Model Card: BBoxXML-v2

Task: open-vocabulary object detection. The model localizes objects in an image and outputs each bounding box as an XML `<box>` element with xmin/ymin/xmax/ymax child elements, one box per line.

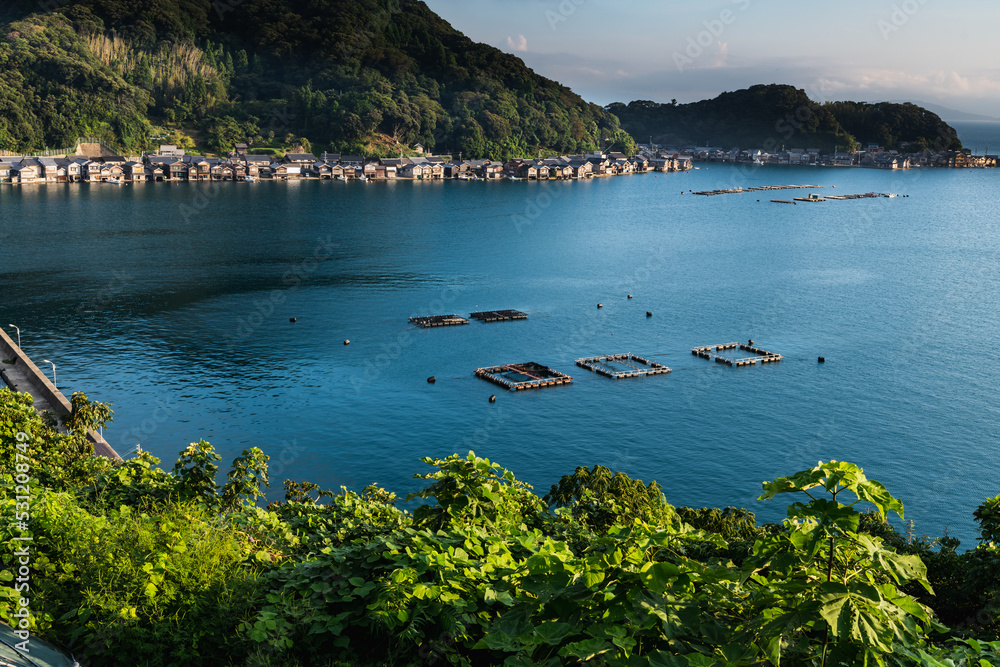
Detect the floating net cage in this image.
<box><xmin>691</xmin><ymin>342</ymin><xmax>782</xmax><ymax>367</ymax></box>
<box><xmin>575</xmin><ymin>353</ymin><xmax>671</xmax><ymax>378</ymax></box>
<box><xmin>469</xmin><ymin>309</ymin><xmax>528</xmax><ymax>322</ymax></box>
<box><xmin>475</xmin><ymin>362</ymin><xmax>572</xmax><ymax>390</ymax></box>
<box><xmin>409</xmin><ymin>314</ymin><xmax>469</xmax><ymax>328</ymax></box>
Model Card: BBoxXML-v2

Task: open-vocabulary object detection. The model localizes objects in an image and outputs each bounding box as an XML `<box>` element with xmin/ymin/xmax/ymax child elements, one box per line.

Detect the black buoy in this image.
<box><xmin>748</xmin><ymin>339</ymin><xmax>754</xmax><ymax>345</ymax></box>
<box><xmin>818</xmin><ymin>357</ymin><xmax>826</xmax><ymax>363</ymax></box>
<box><xmin>646</xmin><ymin>311</ymin><xmax>652</xmax><ymax>317</ymax></box>
<box><xmin>289</xmin><ymin>317</ymin><xmax>297</xmax><ymax>323</ymax></box>
<box><xmin>489</xmin><ymin>394</ymin><xmax>496</xmax><ymax>403</ymax></box>
<box><xmin>343</xmin><ymin>340</ymin><xmax>350</xmax><ymax>345</ymax></box>
<box><xmin>427</xmin><ymin>376</ymin><xmax>436</xmax><ymax>383</ymax></box>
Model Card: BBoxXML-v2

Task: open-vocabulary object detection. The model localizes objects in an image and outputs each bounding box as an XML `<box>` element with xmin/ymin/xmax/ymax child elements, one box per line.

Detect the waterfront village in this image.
<box><xmin>0</xmin><ymin>138</ymin><xmax>994</xmax><ymax>185</ymax></box>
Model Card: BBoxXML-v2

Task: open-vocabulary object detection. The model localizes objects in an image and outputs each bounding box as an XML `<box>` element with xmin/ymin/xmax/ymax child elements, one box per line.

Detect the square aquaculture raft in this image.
<box><xmin>409</xmin><ymin>314</ymin><xmax>469</xmax><ymax>328</ymax></box>
<box><xmin>469</xmin><ymin>309</ymin><xmax>528</xmax><ymax>323</ymax></box>
<box><xmin>475</xmin><ymin>362</ymin><xmax>572</xmax><ymax>391</ymax></box>
<box><xmin>576</xmin><ymin>353</ymin><xmax>671</xmax><ymax>379</ymax></box>
<box><xmin>692</xmin><ymin>342</ymin><xmax>782</xmax><ymax>367</ymax></box>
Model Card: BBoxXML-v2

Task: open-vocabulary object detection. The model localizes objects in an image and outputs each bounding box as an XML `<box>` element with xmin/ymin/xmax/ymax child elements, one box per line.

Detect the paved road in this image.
<box><xmin>1</xmin><ymin>328</ymin><xmax>121</xmax><ymax>460</ymax></box>
<box><xmin>2</xmin><ymin>359</ymin><xmax>63</xmax><ymax>415</ymax></box>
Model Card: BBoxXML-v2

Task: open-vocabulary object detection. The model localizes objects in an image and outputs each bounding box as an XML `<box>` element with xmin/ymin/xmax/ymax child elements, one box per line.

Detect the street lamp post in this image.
<box><xmin>7</xmin><ymin>324</ymin><xmax>20</xmax><ymax>348</ymax></box>
<box><xmin>42</xmin><ymin>359</ymin><xmax>56</xmax><ymax>390</ymax></box>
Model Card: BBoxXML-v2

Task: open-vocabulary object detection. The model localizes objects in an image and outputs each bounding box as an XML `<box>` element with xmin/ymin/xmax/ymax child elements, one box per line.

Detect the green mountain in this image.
<box><xmin>824</xmin><ymin>100</ymin><xmax>963</xmax><ymax>151</ymax></box>
<box><xmin>0</xmin><ymin>0</ymin><xmax>632</xmax><ymax>158</ymax></box>
<box><xmin>0</xmin><ymin>6</ymin><xmax>960</xmax><ymax>159</ymax></box>
<box><xmin>608</xmin><ymin>84</ymin><xmax>962</xmax><ymax>153</ymax></box>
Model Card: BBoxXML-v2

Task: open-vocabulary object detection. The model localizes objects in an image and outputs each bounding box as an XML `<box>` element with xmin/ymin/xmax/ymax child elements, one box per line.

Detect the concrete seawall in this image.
<box><xmin>0</xmin><ymin>326</ymin><xmax>121</xmax><ymax>460</ymax></box>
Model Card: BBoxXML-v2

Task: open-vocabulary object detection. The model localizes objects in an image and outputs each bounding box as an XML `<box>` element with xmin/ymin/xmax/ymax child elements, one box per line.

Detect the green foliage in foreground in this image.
<box><xmin>2</xmin><ymin>387</ymin><xmax>1000</xmax><ymax>666</ymax></box>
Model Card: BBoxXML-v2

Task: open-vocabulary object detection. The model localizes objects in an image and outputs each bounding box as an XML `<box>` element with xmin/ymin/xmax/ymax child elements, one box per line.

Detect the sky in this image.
<box><xmin>423</xmin><ymin>0</ymin><xmax>1000</xmax><ymax>119</ymax></box>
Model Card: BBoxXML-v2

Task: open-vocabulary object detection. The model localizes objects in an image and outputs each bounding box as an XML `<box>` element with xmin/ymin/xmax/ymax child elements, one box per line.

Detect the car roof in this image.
<box><xmin>0</xmin><ymin>624</ymin><xmax>79</xmax><ymax>667</ymax></box>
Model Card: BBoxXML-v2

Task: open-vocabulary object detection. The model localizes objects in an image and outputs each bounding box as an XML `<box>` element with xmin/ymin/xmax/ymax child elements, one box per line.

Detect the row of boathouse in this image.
<box><xmin>0</xmin><ymin>146</ymin><xmax>693</xmax><ymax>184</ymax></box>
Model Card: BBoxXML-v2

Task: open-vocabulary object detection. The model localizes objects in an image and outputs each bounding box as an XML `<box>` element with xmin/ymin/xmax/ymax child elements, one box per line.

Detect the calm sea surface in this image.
<box><xmin>2</xmin><ymin>160</ymin><xmax>999</xmax><ymax>546</ymax></box>
<box><xmin>952</xmin><ymin>120</ymin><xmax>1000</xmax><ymax>155</ymax></box>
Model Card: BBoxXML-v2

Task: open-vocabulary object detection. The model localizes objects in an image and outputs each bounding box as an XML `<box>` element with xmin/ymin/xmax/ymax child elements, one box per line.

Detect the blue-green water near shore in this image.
<box><xmin>2</xmin><ymin>159</ymin><xmax>999</xmax><ymax>546</ymax></box>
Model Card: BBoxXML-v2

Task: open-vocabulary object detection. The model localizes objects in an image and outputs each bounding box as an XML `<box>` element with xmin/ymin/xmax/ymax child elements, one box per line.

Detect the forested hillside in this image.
<box><xmin>0</xmin><ymin>0</ymin><xmax>632</xmax><ymax>157</ymax></box>
<box><xmin>0</xmin><ymin>3</ymin><xmax>962</xmax><ymax>159</ymax></box>
<box><xmin>609</xmin><ymin>84</ymin><xmax>962</xmax><ymax>153</ymax></box>
<box><xmin>824</xmin><ymin>100</ymin><xmax>963</xmax><ymax>151</ymax></box>
<box><xmin>608</xmin><ymin>85</ymin><xmax>854</xmax><ymax>153</ymax></box>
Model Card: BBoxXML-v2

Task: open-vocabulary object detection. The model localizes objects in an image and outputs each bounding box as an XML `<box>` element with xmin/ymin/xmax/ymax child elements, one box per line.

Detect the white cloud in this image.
<box><xmin>814</xmin><ymin>69</ymin><xmax>1000</xmax><ymax>101</ymax></box>
<box><xmin>506</xmin><ymin>34</ymin><xmax>528</xmax><ymax>52</ymax></box>
<box><xmin>711</xmin><ymin>41</ymin><xmax>729</xmax><ymax>68</ymax></box>
<box><xmin>513</xmin><ymin>46</ymin><xmax>1000</xmax><ymax>116</ymax></box>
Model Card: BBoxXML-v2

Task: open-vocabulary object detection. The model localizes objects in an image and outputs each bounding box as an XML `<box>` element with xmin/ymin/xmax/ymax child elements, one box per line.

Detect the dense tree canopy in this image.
<box><xmin>823</xmin><ymin>100</ymin><xmax>962</xmax><ymax>151</ymax></box>
<box><xmin>609</xmin><ymin>84</ymin><xmax>962</xmax><ymax>154</ymax></box>
<box><xmin>0</xmin><ymin>0</ymin><xmax>626</xmax><ymax>157</ymax></box>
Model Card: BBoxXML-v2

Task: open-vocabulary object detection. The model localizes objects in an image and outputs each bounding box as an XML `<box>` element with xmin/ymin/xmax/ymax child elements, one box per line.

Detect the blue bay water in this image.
<box><xmin>952</xmin><ymin>120</ymin><xmax>1000</xmax><ymax>155</ymax></box>
<box><xmin>2</xmin><ymin>164</ymin><xmax>999</xmax><ymax>546</ymax></box>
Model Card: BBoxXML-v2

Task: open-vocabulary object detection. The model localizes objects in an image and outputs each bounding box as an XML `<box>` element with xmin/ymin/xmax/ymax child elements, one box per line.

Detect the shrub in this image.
<box><xmin>544</xmin><ymin>464</ymin><xmax>676</xmax><ymax>533</ymax></box>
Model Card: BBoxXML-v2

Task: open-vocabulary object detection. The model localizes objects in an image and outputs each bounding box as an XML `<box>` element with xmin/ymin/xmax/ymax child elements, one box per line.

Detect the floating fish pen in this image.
<box><xmin>771</xmin><ymin>200</ymin><xmax>796</xmax><ymax>204</ymax></box>
<box><xmin>825</xmin><ymin>192</ymin><xmax>898</xmax><ymax>200</ymax></box>
<box><xmin>409</xmin><ymin>314</ymin><xmax>470</xmax><ymax>328</ymax></box>
<box><xmin>694</xmin><ymin>184</ymin><xmax>822</xmax><ymax>196</ymax></box>
<box><xmin>691</xmin><ymin>342</ymin><xmax>739</xmax><ymax>358</ymax></box>
<box><xmin>793</xmin><ymin>196</ymin><xmax>826</xmax><ymax>202</ymax></box>
<box><xmin>738</xmin><ymin>343</ymin><xmax>780</xmax><ymax>357</ymax></box>
<box><xmin>475</xmin><ymin>362</ymin><xmax>572</xmax><ymax>391</ymax></box>
<box><xmin>692</xmin><ymin>342</ymin><xmax>782</xmax><ymax>367</ymax></box>
<box><xmin>751</xmin><ymin>184</ymin><xmax>822</xmax><ymax>191</ymax></box>
<box><xmin>469</xmin><ymin>309</ymin><xmax>528</xmax><ymax>323</ymax></box>
<box><xmin>575</xmin><ymin>353</ymin><xmax>671</xmax><ymax>379</ymax></box>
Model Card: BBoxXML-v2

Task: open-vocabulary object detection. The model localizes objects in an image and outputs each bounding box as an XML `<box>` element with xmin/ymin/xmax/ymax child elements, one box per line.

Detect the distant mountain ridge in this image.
<box><xmin>610</xmin><ymin>85</ymin><xmax>962</xmax><ymax>153</ymax></box>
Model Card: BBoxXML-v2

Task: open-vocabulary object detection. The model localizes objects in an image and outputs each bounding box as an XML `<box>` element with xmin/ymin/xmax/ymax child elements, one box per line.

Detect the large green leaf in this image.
<box><xmin>848</xmin><ymin>580</ymin><xmax>882</xmax><ymax>605</ymax></box>
<box><xmin>559</xmin><ymin>637</ymin><xmax>613</xmax><ymax>661</ymax></box>
<box><xmin>763</xmin><ymin>636</ymin><xmax>782</xmax><ymax>666</ymax></box>
<box><xmin>789</xmin><ymin>498</ymin><xmax>860</xmax><ymax>534</ymax></box>
<box><xmin>854</xmin><ymin>606</ymin><xmax>894</xmax><ymax>652</ymax></box>
<box><xmin>890</xmin><ymin>592</ymin><xmax>930</xmax><ymax>624</ymax></box>
<box><xmin>646</xmin><ymin>651</ymin><xmax>688</xmax><ymax>667</ymax></box>
<box><xmin>533</xmin><ymin>621</ymin><xmax>574</xmax><ymax>646</ymax></box>
<box><xmin>850</xmin><ymin>477</ymin><xmax>905</xmax><ymax>521</ymax></box>
<box><xmin>759</xmin><ymin>468</ymin><xmax>826</xmax><ymax>500</ymax></box>
<box><xmin>640</xmin><ymin>561</ymin><xmax>681</xmax><ymax>594</ymax></box>
<box><xmin>875</xmin><ymin>550</ymin><xmax>930</xmax><ymax>590</ymax></box>
<box><xmin>818</xmin><ymin>582</ymin><xmax>851</xmax><ymax>637</ymax></box>
<box><xmin>473</xmin><ymin>629</ymin><xmax>519</xmax><ymax>652</ymax></box>
<box><xmin>492</xmin><ymin>606</ymin><xmax>534</xmax><ymax>639</ymax></box>
<box><xmin>759</xmin><ymin>461</ymin><xmax>904</xmax><ymax>521</ymax></box>
<box><xmin>581</xmin><ymin>568</ymin><xmax>606</xmax><ymax>589</ymax></box>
